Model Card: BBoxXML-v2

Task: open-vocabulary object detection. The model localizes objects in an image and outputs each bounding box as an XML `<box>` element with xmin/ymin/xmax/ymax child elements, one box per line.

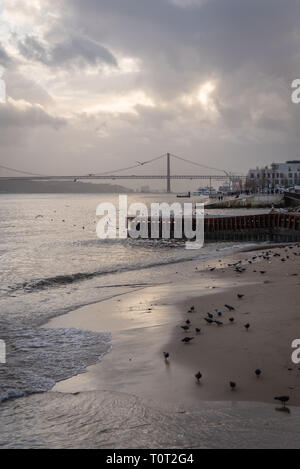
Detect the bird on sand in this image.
<box><xmin>244</xmin><ymin>323</ymin><xmax>250</xmax><ymax>331</ymax></box>
<box><xmin>214</xmin><ymin>320</ymin><xmax>223</xmax><ymax>326</ymax></box>
<box><xmin>235</xmin><ymin>267</ymin><xmax>245</xmax><ymax>273</ymax></box>
<box><xmin>274</xmin><ymin>395</ymin><xmax>289</xmax><ymax>407</ymax></box>
<box><xmin>230</xmin><ymin>381</ymin><xmax>236</xmax><ymax>390</ymax></box>
<box><xmin>195</xmin><ymin>327</ymin><xmax>201</xmax><ymax>333</ymax></box>
<box><xmin>215</xmin><ymin>309</ymin><xmax>222</xmax><ymax>316</ymax></box>
<box><xmin>186</xmin><ymin>319</ymin><xmax>191</xmax><ymax>324</ymax></box>
<box><xmin>204</xmin><ymin>318</ymin><xmax>213</xmax><ymax>324</ymax></box>
<box><xmin>260</xmin><ymin>271</ymin><xmax>266</xmax><ymax>274</ymax></box>
<box><xmin>163</xmin><ymin>352</ymin><xmax>169</xmax><ymax>359</ymax></box>
<box><xmin>229</xmin><ymin>317</ymin><xmax>235</xmax><ymax>323</ymax></box>
<box><xmin>181</xmin><ymin>325</ymin><xmax>189</xmax><ymax>331</ymax></box>
<box><xmin>182</xmin><ymin>337</ymin><xmax>194</xmax><ymax>343</ymax></box>
<box><xmin>255</xmin><ymin>369</ymin><xmax>262</xmax><ymax>378</ymax></box>
<box><xmin>190</xmin><ymin>306</ymin><xmax>195</xmax><ymax>311</ymax></box>
<box><xmin>207</xmin><ymin>312</ymin><xmax>214</xmax><ymax>319</ymax></box>
<box><xmin>195</xmin><ymin>371</ymin><xmax>202</xmax><ymax>382</ymax></box>
<box><xmin>225</xmin><ymin>304</ymin><xmax>235</xmax><ymax>311</ymax></box>
<box><xmin>237</xmin><ymin>294</ymin><xmax>244</xmax><ymax>299</ymax></box>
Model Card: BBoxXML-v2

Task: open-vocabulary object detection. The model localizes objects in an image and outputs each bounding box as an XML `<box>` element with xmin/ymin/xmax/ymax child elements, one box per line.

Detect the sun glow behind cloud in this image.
<box><xmin>83</xmin><ymin>91</ymin><xmax>155</xmax><ymax>115</ymax></box>
<box><xmin>197</xmin><ymin>81</ymin><xmax>215</xmax><ymax>106</ymax></box>
<box><xmin>180</xmin><ymin>80</ymin><xmax>218</xmax><ymax>116</ymax></box>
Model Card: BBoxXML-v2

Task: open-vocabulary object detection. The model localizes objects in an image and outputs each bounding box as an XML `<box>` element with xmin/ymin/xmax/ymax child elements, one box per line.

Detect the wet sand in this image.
<box><xmin>45</xmin><ymin>243</ymin><xmax>300</xmax><ymax>409</ymax></box>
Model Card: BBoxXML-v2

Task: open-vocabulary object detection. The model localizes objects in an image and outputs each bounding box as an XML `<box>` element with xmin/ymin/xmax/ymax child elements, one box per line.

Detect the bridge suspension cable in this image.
<box><xmin>92</xmin><ymin>153</ymin><xmax>166</xmax><ymax>176</ymax></box>
<box><xmin>0</xmin><ymin>164</ymin><xmax>47</xmax><ymax>177</ymax></box>
<box><xmin>0</xmin><ymin>154</ymin><xmax>167</xmax><ymax>178</ymax></box>
<box><xmin>170</xmin><ymin>153</ymin><xmax>230</xmax><ymax>176</ymax></box>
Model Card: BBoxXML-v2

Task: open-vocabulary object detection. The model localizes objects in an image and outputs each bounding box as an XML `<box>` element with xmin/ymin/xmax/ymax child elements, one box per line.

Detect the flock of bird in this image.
<box><xmin>163</xmin><ymin>244</ymin><xmax>300</xmax><ymax>410</ymax></box>
<box><xmin>164</xmin><ymin>295</ymin><xmax>254</xmax><ymax>393</ymax></box>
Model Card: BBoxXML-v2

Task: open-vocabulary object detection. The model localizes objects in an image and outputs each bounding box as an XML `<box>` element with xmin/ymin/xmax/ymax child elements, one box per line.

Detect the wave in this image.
<box><xmin>6</xmin><ymin>239</ymin><xmax>253</xmax><ymax>295</ymax></box>
<box><xmin>7</xmin><ymin>254</ymin><xmax>201</xmax><ymax>294</ymax></box>
<box><xmin>0</xmin><ymin>324</ymin><xmax>111</xmax><ymax>404</ymax></box>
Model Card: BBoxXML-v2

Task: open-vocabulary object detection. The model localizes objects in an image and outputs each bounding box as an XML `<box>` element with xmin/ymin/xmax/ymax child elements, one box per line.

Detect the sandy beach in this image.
<box><xmin>45</xmin><ymin>243</ymin><xmax>300</xmax><ymax>409</ymax></box>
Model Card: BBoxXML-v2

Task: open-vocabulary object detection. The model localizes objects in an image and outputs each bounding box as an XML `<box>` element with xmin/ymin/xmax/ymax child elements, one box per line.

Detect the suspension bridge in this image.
<box><xmin>0</xmin><ymin>153</ymin><xmax>246</xmax><ymax>193</ymax></box>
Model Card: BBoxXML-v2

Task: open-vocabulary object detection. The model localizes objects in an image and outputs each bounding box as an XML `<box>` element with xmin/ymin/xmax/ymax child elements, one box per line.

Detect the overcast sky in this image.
<box><xmin>0</xmin><ymin>0</ymin><xmax>300</xmax><ymax>189</ymax></box>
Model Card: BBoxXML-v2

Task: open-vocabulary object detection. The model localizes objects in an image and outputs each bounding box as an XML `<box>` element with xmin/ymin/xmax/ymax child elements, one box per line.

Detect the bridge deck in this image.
<box><xmin>0</xmin><ymin>174</ymin><xmax>246</xmax><ymax>181</ymax></box>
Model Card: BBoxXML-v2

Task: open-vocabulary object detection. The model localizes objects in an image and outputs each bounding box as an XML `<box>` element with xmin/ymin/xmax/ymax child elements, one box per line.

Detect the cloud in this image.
<box><xmin>5</xmin><ymin>71</ymin><xmax>54</xmax><ymax>106</ymax></box>
<box><xmin>0</xmin><ymin>0</ymin><xmax>300</xmax><ymax>180</ymax></box>
<box><xmin>0</xmin><ymin>97</ymin><xmax>66</xmax><ymax>129</ymax></box>
<box><xmin>0</xmin><ymin>42</ymin><xmax>12</xmax><ymax>68</ymax></box>
<box><xmin>17</xmin><ymin>33</ymin><xmax>117</xmax><ymax>69</ymax></box>
<box><xmin>167</xmin><ymin>0</ymin><xmax>208</xmax><ymax>7</ymax></box>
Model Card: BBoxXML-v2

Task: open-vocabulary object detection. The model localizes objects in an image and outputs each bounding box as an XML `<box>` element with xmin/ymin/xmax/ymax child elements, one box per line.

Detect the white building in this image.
<box><xmin>248</xmin><ymin>160</ymin><xmax>300</xmax><ymax>189</ymax></box>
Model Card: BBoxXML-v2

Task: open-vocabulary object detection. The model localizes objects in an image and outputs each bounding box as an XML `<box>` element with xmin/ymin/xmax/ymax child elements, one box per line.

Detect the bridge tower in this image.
<box><xmin>167</xmin><ymin>152</ymin><xmax>171</xmax><ymax>193</ymax></box>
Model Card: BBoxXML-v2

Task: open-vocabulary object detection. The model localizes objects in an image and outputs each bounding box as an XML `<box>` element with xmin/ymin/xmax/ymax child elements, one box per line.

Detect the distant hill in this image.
<box><xmin>0</xmin><ymin>180</ymin><xmax>134</xmax><ymax>194</ymax></box>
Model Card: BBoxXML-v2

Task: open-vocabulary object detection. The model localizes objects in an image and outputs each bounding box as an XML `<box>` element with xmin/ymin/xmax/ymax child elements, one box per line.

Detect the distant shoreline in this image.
<box><xmin>0</xmin><ymin>180</ymin><xmax>133</xmax><ymax>194</ymax></box>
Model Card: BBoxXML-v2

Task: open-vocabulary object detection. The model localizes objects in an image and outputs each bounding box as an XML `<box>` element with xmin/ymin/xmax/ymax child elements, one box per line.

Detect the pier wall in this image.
<box><xmin>128</xmin><ymin>213</ymin><xmax>300</xmax><ymax>243</ymax></box>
